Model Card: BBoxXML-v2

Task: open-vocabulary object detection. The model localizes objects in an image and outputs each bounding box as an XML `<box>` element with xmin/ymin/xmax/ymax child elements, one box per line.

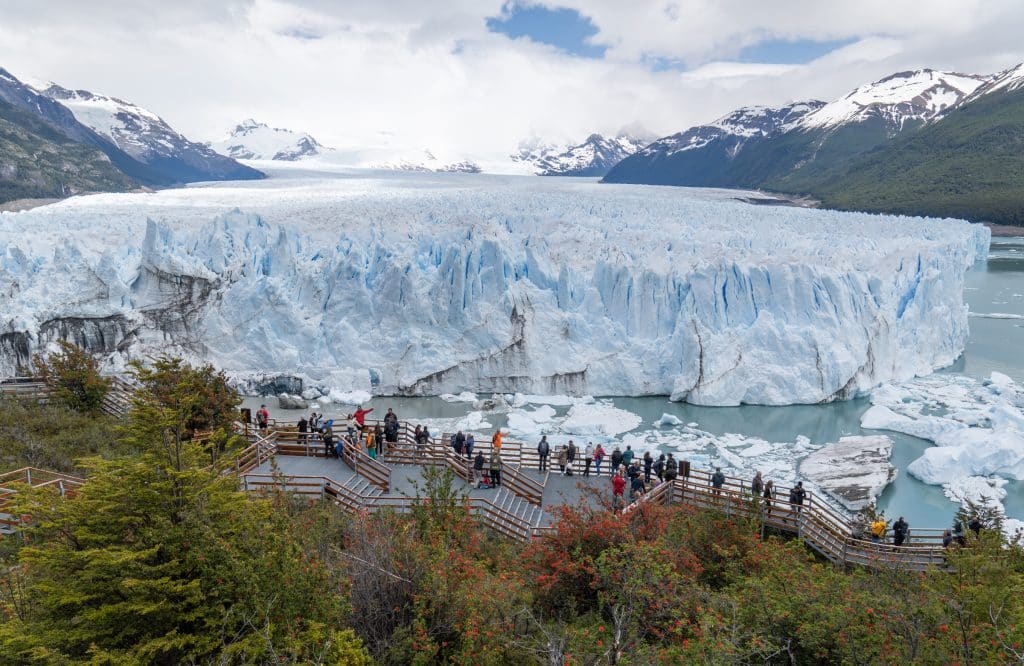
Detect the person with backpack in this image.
<box><xmin>654</xmin><ymin>454</ymin><xmax>665</xmax><ymax>483</ymax></box>
<box><xmin>297</xmin><ymin>415</ymin><xmax>308</xmax><ymax>445</ymax></box>
<box><xmin>489</xmin><ymin>448</ymin><xmax>502</xmax><ymax>486</ymax></box>
<box><xmin>454</xmin><ymin>431</ymin><xmax>466</xmax><ymax>456</ymax></box>
<box><xmin>642</xmin><ymin>451</ymin><xmax>653</xmax><ymax>484</ymax></box>
<box><xmin>621</xmin><ymin>445</ymin><xmax>634</xmax><ymax>469</ymax></box>
<box><xmin>584</xmin><ymin>442</ymin><xmax>594</xmax><ymax>477</ymax></box>
<box><xmin>556</xmin><ymin>445</ymin><xmax>569</xmax><ymax>475</ymax></box>
<box><xmin>711</xmin><ymin>468</ymin><xmax>726</xmax><ymax>496</ymax></box>
<box><xmin>473</xmin><ymin>450</ymin><xmax>486</xmax><ymax>486</ymax></box>
<box><xmin>566</xmin><ymin>440</ymin><xmax>577</xmax><ymax>476</ymax></box>
<box><xmin>256</xmin><ymin>404</ymin><xmax>269</xmax><ymax>431</ymax></box>
<box><xmin>611</xmin><ymin>447</ymin><xmax>623</xmax><ymax>473</ymax></box>
<box><xmin>751</xmin><ymin>471</ymin><xmax>764</xmax><ymax>497</ymax></box>
<box><xmin>537</xmin><ymin>435</ymin><xmax>550</xmax><ymax>471</ymax></box>
<box><xmin>664</xmin><ymin>454</ymin><xmax>678</xmax><ymax>482</ymax></box>
<box><xmin>893</xmin><ymin>516</ymin><xmax>909</xmax><ymax>547</ymax></box>
<box><xmin>630</xmin><ymin>469</ymin><xmax>646</xmax><ymax>501</ymax></box>
<box><xmin>373</xmin><ymin>423</ymin><xmax>384</xmax><ymax>457</ymax></box>
<box><xmin>383</xmin><ymin>408</ymin><xmax>399</xmax><ymax>443</ymax></box>
<box><xmin>465</xmin><ymin>433</ymin><xmax>475</xmax><ymax>459</ymax></box>
<box><xmin>321</xmin><ymin>421</ymin><xmax>335</xmax><ymax>458</ymax></box>
<box><xmin>763</xmin><ymin>480</ymin><xmax>774</xmax><ymax>517</ymax></box>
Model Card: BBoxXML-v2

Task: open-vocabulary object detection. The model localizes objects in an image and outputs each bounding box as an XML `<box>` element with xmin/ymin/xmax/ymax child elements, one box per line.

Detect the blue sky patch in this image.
<box><xmin>738</xmin><ymin>37</ymin><xmax>858</xmax><ymax>64</ymax></box>
<box><xmin>487</xmin><ymin>4</ymin><xmax>606</xmax><ymax>58</ymax></box>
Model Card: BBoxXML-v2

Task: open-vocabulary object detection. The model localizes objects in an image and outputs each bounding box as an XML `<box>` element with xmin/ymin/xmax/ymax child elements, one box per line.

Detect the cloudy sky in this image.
<box><xmin>2</xmin><ymin>0</ymin><xmax>1023</xmax><ymax>164</ymax></box>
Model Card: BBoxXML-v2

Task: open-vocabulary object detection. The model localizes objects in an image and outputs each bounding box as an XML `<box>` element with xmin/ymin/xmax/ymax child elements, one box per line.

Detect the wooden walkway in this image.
<box><xmin>252</xmin><ymin>419</ymin><xmax>952</xmax><ymax>571</ymax></box>
<box><xmin>0</xmin><ymin>376</ymin><xmax>133</xmax><ymax>418</ymax></box>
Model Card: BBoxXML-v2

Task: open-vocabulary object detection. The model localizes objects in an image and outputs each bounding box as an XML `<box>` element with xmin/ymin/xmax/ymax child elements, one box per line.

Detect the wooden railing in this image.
<box><xmin>244</xmin><ymin>428</ymin><xmax>391</xmax><ymax>492</ymax></box>
<box><xmin>0</xmin><ymin>375</ymin><xmax>133</xmax><ymax>418</ymax></box>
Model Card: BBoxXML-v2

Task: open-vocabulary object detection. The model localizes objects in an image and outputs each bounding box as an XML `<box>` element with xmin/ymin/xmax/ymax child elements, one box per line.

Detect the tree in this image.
<box><xmin>33</xmin><ymin>341</ymin><xmax>111</xmax><ymax>416</ymax></box>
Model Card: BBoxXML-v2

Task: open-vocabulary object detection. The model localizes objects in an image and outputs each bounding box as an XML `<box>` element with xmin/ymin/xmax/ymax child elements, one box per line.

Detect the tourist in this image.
<box><xmin>491</xmin><ymin>429</ymin><xmax>504</xmax><ymax>450</ymax></box>
<box><xmin>893</xmin><ymin>516</ymin><xmax>909</xmax><ymax>547</ymax></box>
<box><xmin>366</xmin><ymin>429</ymin><xmax>377</xmax><ymax>459</ymax></box>
<box><xmin>352</xmin><ymin>405</ymin><xmax>373</xmax><ymax>431</ymax></box>
<box><xmin>621</xmin><ymin>445</ymin><xmax>635</xmax><ymax>468</ymax></box>
<box><xmin>953</xmin><ymin>522</ymin><xmax>967</xmax><ymax>546</ymax></box>
<box><xmin>789</xmin><ymin>481</ymin><xmax>806</xmax><ymax>521</ymax></box>
<box><xmin>594</xmin><ymin>444</ymin><xmax>606</xmax><ymax>476</ymax></box>
<box><xmin>711</xmin><ymin>467</ymin><xmax>726</xmax><ymax>496</ymax></box>
<box><xmin>762</xmin><ymin>480</ymin><xmax>774</xmax><ymax>517</ymax></box>
<box><xmin>612</xmin><ymin>471</ymin><xmax>626</xmax><ymax>511</ymax></box>
<box><xmin>942</xmin><ymin>529</ymin><xmax>954</xmax><ymax>548</ymax></box>
<box><xmin>654</xmin><ymin>454</ymin><xmax>665</xmax><ymax>483</ymax></box>
<box><xmin>489</xmin><ymin>448</ymin><xmax>502</xmax><ymax>486</ymax></box>
<box><xmin>256</xmin><ymin>404</ymin><xmax>269</xmax><ymax>431</ymax></box>
<box><xmin>871</xmin><ymin>516</ymin><xmax>887</xmax><ymax>544</ymax></box>
<box><xmin>310</xmin><ymin>412</ymin><xmax>321</xmax><ymax>431</ymax></box>
<box><xmin>417</xmin><ymin>425</ymin><xmax>431</xmax><ymax>453</ymax></box>
<box><xmin>751</xmin><ymin>471</ymin><xmax>764</xmax><ymax>497</ymax></box>
<box><xmin>465</xmin><ymin>432</ymin><xmax>475</xmax><ymax>458</ymax></box>
<box><xmin>584</xmin><ymin>442</ymin><xmax>594</xmax><ymax>477</ymax></box>
<box><xmin>297</xmin><ymin>414</ymin><xmax>308</xmax><ymax>445</ymax></box>
<box><xmin>969</xmin><ymin>514</ymin><xmax>983</xmax><ymax>536</ymax></box>
<box><xmin>611</xmin><ymin>446</ymin><xmax>623</xmax><ymax>472</ymax></box>
<box><xmin>557</xmin><ymin>445</ymin><xmax>568</xmax><ymax>475</ymax></box>
<box><xmin>537</xmin><ymin>435</ymin><xmax>550</xmax><ymax>471</ymax></box>
<box><xmin>474</xmin><ymin>450</ymin><xmax>486</xmax><ymax>486</ymax></box>
<box><xmin>630</xmin><ymin>469</ymin><xmax>646</xmax><ymax>501</ymax></box>
<box><xmin>454</xmin><ymin>430</ymin><xmax>466</xmax><ymax>456</ymax></box>
<box><xmin>643</xmin><ymin>451</ymin><xmax>653</xmax><ymax>484</ymax></box>
<box><xmin>321</xmin><ymin>420</ymin><xmax>335</xmax><ymax>458</ymax></box>
<box><xmin>383</xmin><ymin>408</ymin><xmax>399</xmax><ymax>445</ymax></box>
<box><xmin>664</xmin><ymin>454</ymin><xmax>678</xmax><ymax>483</ymax></box>
<box><xmin>567</xmin><ymin>440</ymin><xmax>577</xmax><ymax>472</ymax></box>
<box><xmin>373</xmin><ymin>423</ymin><xmax>384</xmax><ymax>456</ymax></box>
<box><xmin>413</xmin><ymin>425</ymin><xmax>422</xmax><ymax>449</ymax></box>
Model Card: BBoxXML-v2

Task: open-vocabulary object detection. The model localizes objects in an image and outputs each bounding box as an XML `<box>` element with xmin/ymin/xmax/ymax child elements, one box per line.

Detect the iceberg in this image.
<box><xmin>799</xmin><ymin>436</ymin><xmax>896</xmax><ymax>512</ymax></box>
<box><xmin>0</xmin><ymin>170</ymin><xmax>988</xmax><ymax>405</ymax></box>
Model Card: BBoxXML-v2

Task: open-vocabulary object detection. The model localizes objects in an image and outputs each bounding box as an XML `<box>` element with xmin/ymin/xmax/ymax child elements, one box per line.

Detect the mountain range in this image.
<box><xmin>604</xmin><ymin>66</ymin><xmax>1024</xmax><ymax>225</ymax></box>
<box><xmin>513</xmin><ymin>133</ymin><xmax>648</xmax><ymax>176</ymax></box>
<box><xmin>210</xmin><ymin>119</ymin><xmax>328</xmax><ymax>161</ymax></box>
<box><xmin>0</xmin><ymin>68</ymin><xmax>261</xmax><ymax>205</ymax></box>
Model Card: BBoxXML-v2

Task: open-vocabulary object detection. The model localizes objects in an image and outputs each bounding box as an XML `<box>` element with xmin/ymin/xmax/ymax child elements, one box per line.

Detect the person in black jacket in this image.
<box><xmin>537</xmin><ymin>435</ymin><xmax>550</xmax><ymax>471</ymax></box>
<box><xmin>654</xmin><ymin>454</ymin><xmax>665</xmax><ymax>482</ymax></box>
<box><xmin>611</xmin><ymin>447</ymin><xmax>623</xmax><ymax>474</ymax></box>
<box><xmin>893</xmin><ymin>516</ymin><xmax>909</xmax><ymax>547</ymax></box>
<box><xmin>643</xmin><ymin>451</ymin><xmax>653</xmax><ymax>484</ymax></box>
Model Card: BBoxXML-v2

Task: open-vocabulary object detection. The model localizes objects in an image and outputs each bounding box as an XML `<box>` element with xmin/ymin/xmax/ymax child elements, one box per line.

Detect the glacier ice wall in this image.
<box><xmin>0</xmin><ymin>171</ymin><xmax>990</xmax><ymax>405</ymax></box>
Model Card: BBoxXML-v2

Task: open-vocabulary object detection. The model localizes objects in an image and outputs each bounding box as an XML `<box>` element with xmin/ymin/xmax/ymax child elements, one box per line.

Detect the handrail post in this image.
<box><xmin>26</xmin><ymin>469</ymin><xmax>32</xmax><ymax>485</ymax></box>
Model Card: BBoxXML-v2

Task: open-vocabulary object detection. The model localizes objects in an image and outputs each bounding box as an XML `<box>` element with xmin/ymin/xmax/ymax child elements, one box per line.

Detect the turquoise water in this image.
<box><xmin>245</xmin><ymin>237</ymin><xmax>1024</xmax><ymax>529</ymax></box>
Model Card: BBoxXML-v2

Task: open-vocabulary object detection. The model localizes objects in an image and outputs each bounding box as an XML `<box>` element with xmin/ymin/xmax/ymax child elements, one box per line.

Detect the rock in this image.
<box><xmin>799</xmin><ymin>435</ymin><xmax>897</xmax><ymax>512</ymax></box>
<box><xmin>277</xmin><ymin>393</ymin><xmax>308</xmax><ymax>410</ymax></box>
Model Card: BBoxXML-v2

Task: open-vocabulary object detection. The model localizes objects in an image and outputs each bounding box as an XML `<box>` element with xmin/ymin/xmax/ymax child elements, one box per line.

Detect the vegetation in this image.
<box><xmin>3</xmin><ymin>354</ymin><xmax>1024</xmax><ymax>663</ymax></box>
<box><xmin>33</xmin><ymin>340</ymin><xmax>112</xmax><ymax>416</ymax></box>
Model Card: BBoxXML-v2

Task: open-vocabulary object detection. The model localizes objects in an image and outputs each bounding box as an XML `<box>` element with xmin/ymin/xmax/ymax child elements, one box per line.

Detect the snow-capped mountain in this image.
<box><xmin>211</xmin><ymin>119</ymin><xmax>327</xmax><ymax>161</ymax></box>
<box><xmin>637</xmin><ymin>102</ymin><xmax>824</xmax><ymax>159</ymax></box>
<box><xmin>513</xmin><ymin>134</ymin><xmax>648</xmax><ymax>176</ymax></box>
<box><xmin>960</xmin><ymin>63</ymin><xmax>1024</xmax><ymax>104</ymax></box>
<box><xmin>35</xmin><ymin>83</ymin><xmax>262</xmax><ymax>184</ymax></box>
<box><xmin>796</xmin><ymin>69</ymin><xmax>989</xmax><ymax>133</ymax></box>
<box><xmin>370</xmin><ymin>150</ymin><xmax>481</xmax><ymax>173</ymax></box>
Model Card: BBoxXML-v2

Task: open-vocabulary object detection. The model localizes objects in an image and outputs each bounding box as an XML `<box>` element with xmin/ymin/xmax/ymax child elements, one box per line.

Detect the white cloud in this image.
<box><xmin>0</xmin><ymin>0</ymin><xmax>1021</xmax><ymax>166</ymax></box>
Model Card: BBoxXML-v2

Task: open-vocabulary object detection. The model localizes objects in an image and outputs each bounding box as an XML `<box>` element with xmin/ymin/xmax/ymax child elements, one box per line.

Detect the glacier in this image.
<box><xmin>0</xmin><ymin>168</ymin><xmax>989</xmax><ymax>405</ymax></box>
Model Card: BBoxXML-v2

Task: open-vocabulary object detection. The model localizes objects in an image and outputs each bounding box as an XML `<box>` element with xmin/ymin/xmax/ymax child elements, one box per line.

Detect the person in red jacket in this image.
<box><xmin>612</xmin><ymin>472</ymin><xmax>626</xmax><ymax>512</ymax></box>
<box><xmin>351</xmin><ymin>406</ymin><xmax>373</xmax><ymax>431</ymax></box>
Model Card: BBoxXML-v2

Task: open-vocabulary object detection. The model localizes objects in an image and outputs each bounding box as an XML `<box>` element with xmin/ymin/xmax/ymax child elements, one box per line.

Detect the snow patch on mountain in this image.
<box><xmin>211</xmin><ymin>119</ymin><xmax>327</xmax><ymax>161</ymax></box>
<box><xmin>370</xmin><ymin>149</ymin><xmax>481</xmax><ymax>173</ymax></box>
<box><xmin>796</xmin><ymin>69</ymin><xmax>989</xmax><ymax>132</ymax></box>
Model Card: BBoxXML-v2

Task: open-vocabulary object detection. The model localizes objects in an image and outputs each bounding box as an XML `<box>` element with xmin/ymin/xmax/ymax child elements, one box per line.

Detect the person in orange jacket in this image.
<box><xmin>491</xmin><ymin>429</ymin><xmax>504</xmax><ymax>450</ymax></box>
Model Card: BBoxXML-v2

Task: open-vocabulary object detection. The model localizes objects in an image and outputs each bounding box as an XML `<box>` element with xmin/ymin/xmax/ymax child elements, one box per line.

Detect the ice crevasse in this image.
<box><xmin>0</xmin><ymin>176</ymin><xmax>990</xmax><ymax>405</ymax></box>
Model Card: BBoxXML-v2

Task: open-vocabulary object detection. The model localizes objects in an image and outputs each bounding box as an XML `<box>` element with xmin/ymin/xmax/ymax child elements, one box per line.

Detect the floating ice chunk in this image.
<box><xmin>326</xmin><ymin>388</ymin><xmax>373</xmax><ymax>405</ymax></box>
<box><xmin>301</xmin><ymin>388</ymin><xmax>323</xmax><ymax>400</ymax></box>
<box><xmin>441</xmin><ymin>391</ymin><xmax>478</xmax><ymax>403</ymax></box>
<box><xmin>454</xmin><ymin>411</ymin><xmax>492</xmax><ymax>432</ymax></box>
<box><xmin>654</xmin><ymin>413</ymin><xmax>683</xmax><ymax>427</ymax></box>
<box><xmin>559</xmin><ymin>402</ymin><xmax>642</xmax><ymax>437</ymax></box>
<box><xmin>511</xmin><ymin>393</ymin><xmax>595</xmax><ymax>407</ymax></box>
<box><xmin>860</xmin><ymin>405</ymin><xmax>967</xmax><ymax>441</ymax></box>
<box><xmin>277</xmin><ymin>393</ymin><xmax>308</xmax><ymax>410</ymax></box>
<box><xmin>908</xmin><ymin>428</ymin><xmax>1024</xmax><ymax>484</ymax></box>
<box><xmin>799</xmin><ymin>436</ymin><xmax>896</xmax><ymax>512</ymax></box>
<box><xmin>686</xmin><ymin>422</ymin><xmax>699</xmax><ymax>428</ymax></box>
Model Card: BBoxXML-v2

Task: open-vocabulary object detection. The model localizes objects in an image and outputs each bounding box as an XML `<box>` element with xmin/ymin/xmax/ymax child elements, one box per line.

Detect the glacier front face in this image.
<box><xmin>0</xmin><ymin>169</ymin><xmax>989</xmax><ymax>405</ymax></box>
